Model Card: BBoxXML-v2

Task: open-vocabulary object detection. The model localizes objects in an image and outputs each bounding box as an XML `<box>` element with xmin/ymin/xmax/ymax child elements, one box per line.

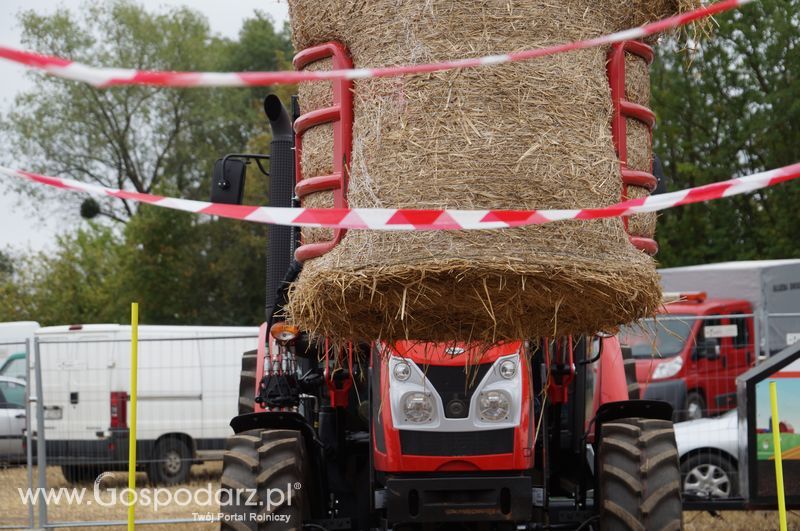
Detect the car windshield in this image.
<box><xmin>0</xmin><ymin>355</ymin><xmax>25</xmax><ymax>380</ymax></box>
<box><xmin>619</xmin><ymin>315</ymin><xmax>694</xmax><ymax>359</ymax></box>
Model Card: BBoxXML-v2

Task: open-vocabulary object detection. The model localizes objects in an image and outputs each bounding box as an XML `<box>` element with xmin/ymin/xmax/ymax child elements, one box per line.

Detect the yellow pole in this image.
<box><xmin>769</xmin><ymin>381</ymin><xmax>787</xmax><ymax>531</ymax></box>
<box><xmin>128</xmin><ymin>303</ymin><xmax>139</xmax><ymax>531</ymax></box>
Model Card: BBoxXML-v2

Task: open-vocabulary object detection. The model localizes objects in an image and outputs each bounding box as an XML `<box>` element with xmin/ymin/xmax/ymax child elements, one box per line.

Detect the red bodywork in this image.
<box><xmin>373</xmin><ymin>341</ymin><xmax>533</xmax><ymax>473</ymax></box>
<box><xmin>593</xmin><ymin>336</ymin><xmax>631</xmax><ymax>414</ymax></box>
<box><xmin>369</xmin><ymin>337</ymin><xmax>628</xmax><ymax>473</ymax></box>
<box><xmin>251</xmin><ymin>329</ymin><xmax>629</xmax><ymax>473</ymax></box>
<box><xmin>634</xmin><ymin>298</ymin><xmax>755</xmax><ymax>415</ymax></box>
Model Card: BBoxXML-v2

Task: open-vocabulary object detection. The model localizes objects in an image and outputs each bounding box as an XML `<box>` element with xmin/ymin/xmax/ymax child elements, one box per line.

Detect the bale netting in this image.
<box><xmin>286</xmin><ymin>0</ymin><xmax>697</xmax><ymax>342</ymax></box>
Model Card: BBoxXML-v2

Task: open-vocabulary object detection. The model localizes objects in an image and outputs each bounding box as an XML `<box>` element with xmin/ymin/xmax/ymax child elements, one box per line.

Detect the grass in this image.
<box><xmin>1</xmin><ymin>464</ymin><xmax>799</xmax><ymax>529</ymax></box>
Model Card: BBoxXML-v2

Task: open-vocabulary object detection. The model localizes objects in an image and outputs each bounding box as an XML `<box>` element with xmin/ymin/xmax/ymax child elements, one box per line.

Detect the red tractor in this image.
<box><xmin>212</xmin><ymin>42</ymin><xmax>682</xmax><ymax>530</ymax></box>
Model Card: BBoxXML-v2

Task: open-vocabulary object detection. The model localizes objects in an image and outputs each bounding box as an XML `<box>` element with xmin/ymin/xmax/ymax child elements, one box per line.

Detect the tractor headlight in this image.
<box><xmin>478</xmin><ymin>390</ymin><xmax>511</xmax><ymax>421</ymax></box>
<box><xmin>269</xmin><ymin>322</ymin><xmax>299</xmax><ymax>345</ymax></box>
<box><xmin>403</xmin><ymin>392</ymin><xmax>434</xmax><ymax>423</ymax></box>
<box><xmin>393</xmin><ymin>361</ymin><xmax>411</xmax><ymax>382</ymax></box>
<box><xmin>498</xmin><ymin>359</ymin><xmax>517</xmax><ymax>379</ymax></box>
<box><xmin>652</xmin><ymin>356</ymin><xmax>683</xmax><ymax>380</ymax></box>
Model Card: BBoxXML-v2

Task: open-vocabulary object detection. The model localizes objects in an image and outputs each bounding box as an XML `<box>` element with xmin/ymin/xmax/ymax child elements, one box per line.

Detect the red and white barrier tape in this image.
<box><xmin>0</xmin><ymin>0</ymin><xmax>751</xmax><ymax>88</ymax></box>
<box><xmin>1</xmin><ymin>162</ymin><xmax>797</xmax><ymax>231</ymax></box>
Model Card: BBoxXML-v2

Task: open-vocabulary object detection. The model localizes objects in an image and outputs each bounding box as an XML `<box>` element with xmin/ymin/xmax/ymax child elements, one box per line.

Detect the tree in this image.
<box><xmin>0</xmin><ymin>0</ymin><xmax>260</xmax><ymax>221</ymax></box>
<box><xmin>652</xmin><ymin>0</ymin><xmax>800</xmax><ymax>266</ymax></box>
<box><xmin>0</xmin><ymin>250</ymin><xmax>13</xmax><ymax>278</ymax></box>
<box><xmin>114</xmin><ymin>207</ymin><xmax>267</xmax><ymax>325</ymax></box>
<box><xmin>0</xmin><ymin>3</ymin><xmax>293</xmax><ymax>326</ymax></box>
<box><xmin>0</xmin><ymin>227</ymin><xmax>120</xmax><ymax>324</ymax></box>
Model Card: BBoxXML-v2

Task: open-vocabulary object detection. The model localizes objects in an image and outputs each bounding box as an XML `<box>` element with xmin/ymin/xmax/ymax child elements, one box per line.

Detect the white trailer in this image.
<box><xmin>31</xmin><ymin>324</ymin><xmax>258</xmax><ymax>484</ymax></box>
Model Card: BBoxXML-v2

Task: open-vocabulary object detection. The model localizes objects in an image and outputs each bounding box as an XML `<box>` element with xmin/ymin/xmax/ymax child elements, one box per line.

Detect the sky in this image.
<box><xmin>0</xmin><ymin>0</ymin><xmax>289</xmax><ymax>251</ymax></box>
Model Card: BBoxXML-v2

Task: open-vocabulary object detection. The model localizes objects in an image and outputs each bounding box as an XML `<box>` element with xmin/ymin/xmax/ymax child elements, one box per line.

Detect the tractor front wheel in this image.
<box><xmin>597</xmin><ymin>417</ymin><xmax>683</xmax><ymax>531</ymax></box>
<box><xmin>220</xmin><ymin>429</ymin><xmax>308</xmax><ymax>530</ymax></box>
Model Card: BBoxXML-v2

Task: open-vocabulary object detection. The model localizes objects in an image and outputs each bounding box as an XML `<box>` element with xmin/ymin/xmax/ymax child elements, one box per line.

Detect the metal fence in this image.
<box><xmin>620</xmin><ymin>311</ymin><xmax>800</xmax><ymax>505</ymax></box>
<box><xmin>0</xmin><ymin>332</ymin><xmax>257</xmax><ymax>529</ymax></box>
<box><xmin>2</xmin><ymin>314</ymin><xmax>799</xmax><ymax>527</ymax></box>
<box><xmin>0</xmin><ymin>339</ymin><xmax>33</xmax><ymax>529</ymax></box>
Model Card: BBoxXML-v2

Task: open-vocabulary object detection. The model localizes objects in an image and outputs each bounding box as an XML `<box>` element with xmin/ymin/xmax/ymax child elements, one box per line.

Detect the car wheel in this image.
<box><xmin>147</xmin><ymin>437</ymin><xmax>192</xmax><ymax>485</ymax></box>
<box><xmin>681</xmin><ymin>452</ymin><xmax>737</xmax><ymax>499</ymax></box>
<box><xmin>684</xmin><ymin>392</ymin><xmax>706</xmax><ymax>421</ymax></box>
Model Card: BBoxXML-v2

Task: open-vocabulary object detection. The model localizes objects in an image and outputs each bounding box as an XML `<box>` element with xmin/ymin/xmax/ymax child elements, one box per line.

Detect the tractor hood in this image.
<box><xmin>385</xmin><ymin>340</ymin><xmax>523</xmax><ymax>366</ymax></box>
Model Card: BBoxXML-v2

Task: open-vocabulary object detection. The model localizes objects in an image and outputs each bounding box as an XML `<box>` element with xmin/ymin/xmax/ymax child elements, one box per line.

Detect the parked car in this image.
<box><xmin>674</xmin><ymin>409</ymin><xmax>738</xmax><ymax>499</ymax></box>
<box><xmin>0</xmin><ymin>375</ymin><xmax>26</xmax><ymax>463</ymax></box>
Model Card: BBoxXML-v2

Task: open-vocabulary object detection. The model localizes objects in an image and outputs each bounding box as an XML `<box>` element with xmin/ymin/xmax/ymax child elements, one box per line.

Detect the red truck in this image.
<box><xmin>620</xmin><ymin>260</ymin><xmax>800</xmax><ymax>420</ymax></box>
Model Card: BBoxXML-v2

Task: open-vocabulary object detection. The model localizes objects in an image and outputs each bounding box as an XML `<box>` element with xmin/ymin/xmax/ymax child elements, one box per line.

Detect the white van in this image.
<box><xmin>31</xmin><ymin>324</ymin><xmax>258</xmax><ymax>484</ymax></box>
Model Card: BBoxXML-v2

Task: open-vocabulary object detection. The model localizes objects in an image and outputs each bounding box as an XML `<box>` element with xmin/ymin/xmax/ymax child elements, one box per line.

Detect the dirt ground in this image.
<box><xmin>0</xmin><ymin>463</ymin><xmax>219</xmax><ymax>530</ymax></box>
<box><xmin>685</xmin><ymin>510</ymin><xmax>800</xmax><ymax>530</ymax></box>
<box><xmin>1</xmin><ymin>463</ymin><xmax>799</xmax><ymax>530</ymax></box>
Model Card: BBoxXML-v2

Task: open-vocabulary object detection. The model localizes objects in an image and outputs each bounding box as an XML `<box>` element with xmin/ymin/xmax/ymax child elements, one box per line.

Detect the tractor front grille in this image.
<box><xmin>422</xmin><ymin>363</ymin><xmax>492</xmax><ymax>418</ymax></box>
<box><xmin>399</xmin><ymin>428</ymin><xmax>514</xmax><ymax>456</ymax></box>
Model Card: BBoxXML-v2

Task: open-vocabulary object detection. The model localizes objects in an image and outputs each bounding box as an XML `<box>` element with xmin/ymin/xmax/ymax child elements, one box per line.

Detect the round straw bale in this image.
<box><xmin>286</xmin><ymin>0</ymin><xmax>697</xmax><ymax>342</ymax></box>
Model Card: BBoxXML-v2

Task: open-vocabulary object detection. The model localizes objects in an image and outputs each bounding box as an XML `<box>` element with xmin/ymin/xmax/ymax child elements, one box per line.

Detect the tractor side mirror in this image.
<box><xmin>211</xmin><ymin>157</ymin><xmax>247</xmax><ymax>205</ymax></box>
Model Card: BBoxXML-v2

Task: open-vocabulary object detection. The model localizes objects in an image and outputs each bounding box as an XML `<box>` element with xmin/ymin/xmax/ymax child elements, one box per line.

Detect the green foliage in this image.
<box><xmin>0</xmin><ymin>0</ymin><xmax>277</xmax><ymax>219</ymax></box>
<box><xmin>0</xmin><ymin>206</ymin><xmax>268</xmax><ymax>327</ymax></box>
<box><xmin>0</xmin><ymin>251</ymin><xmax>13</xmax><ymax>278</ymax></box>
<box><xmin>115</xmin><ymin>208</ymin><xmax>267</xmax><ymax>325</ymax></box>
<box><xmin>0</xmin><ymin>227</ymin><xmax>120</xmax><ymax>324</ymax></box>
<box><xmin>652</xmin><ymin>0</ymin><xmax>800</xmax><ymax>266</ymax></box>
<box><xmin>0</xmin><ymin>2</ymin><xmax>289</xmax><ymax>326</ymax></box>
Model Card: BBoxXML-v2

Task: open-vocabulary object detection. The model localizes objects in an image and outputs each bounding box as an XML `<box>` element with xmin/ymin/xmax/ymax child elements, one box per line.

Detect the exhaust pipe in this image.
<box><xmin>264</xmin><ymin>94</ymin><xmax>293</xmax><ymax>142</ymax></box>
<box><xmin>264</xmin><ymin>95</ymin><xmax>296</xmax><ymax>322</ymax></box>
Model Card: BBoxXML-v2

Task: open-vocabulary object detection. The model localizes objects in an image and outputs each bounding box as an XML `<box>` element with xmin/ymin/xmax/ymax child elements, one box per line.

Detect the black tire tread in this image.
<box><xmin>220</xmin><ymin>429</ymin><xmax>307</xmax><ymax>530</ymax></box>
<box><xmin>621</xmin><ymin>349</ymin><xmax>640</xmax><ymax>400</ymax></box>
<box><xmin>599</xmin><ymin>417</ymin><xmax>683</xmax><ymax>531</ymax></box>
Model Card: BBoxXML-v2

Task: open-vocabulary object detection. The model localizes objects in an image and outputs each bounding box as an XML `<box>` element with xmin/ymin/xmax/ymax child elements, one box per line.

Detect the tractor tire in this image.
<box><xmin>598</xmin><ymin>417</ymin><xmax>683</xmax><ymax>531</ymax></box>
<box><xmin>220</xmin><ymin>429</ymin><xmax>308</xmax><ymax>530</ymax></box>
<box><xmin>239</xmin><ymin>350</ymin><xmax>258</xmax><ymax>414</ymax></box>
<box><xmin>621</xmin><ymin>348</ymin><xmax>640</xmax><ymax>400</ymax></box>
